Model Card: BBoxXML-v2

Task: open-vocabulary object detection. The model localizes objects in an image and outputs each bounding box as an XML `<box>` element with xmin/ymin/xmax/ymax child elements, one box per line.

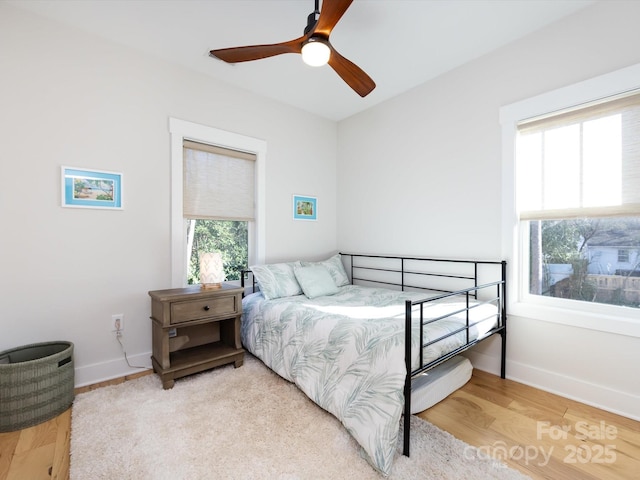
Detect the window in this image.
<box><xmin>169</xmin><ymin>118</ymin><xmax>266</xmax><ymax>287</ymax></box>
<box><xmin>517</xmin><ymin>92</ymin><xmax>640</xmax><ymax>310</ymax></box>
<box><xmin>501</xmin><ymin>63</ymin><xmax>640</xmax><ymax>335</ymax></box>
<box><xmin>183</xmin><ymin>141</ymin><xmax>255</xmax><ymax>283</ymax></box>
<box><xmin>618</xmin><ymin>249</ymin><xmax>630</xmax><ymax>264</ymax></box>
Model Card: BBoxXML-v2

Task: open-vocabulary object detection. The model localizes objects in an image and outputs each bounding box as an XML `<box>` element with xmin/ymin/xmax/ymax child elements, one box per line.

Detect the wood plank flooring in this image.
<box><xmin>1</xmin><ymin>369</ymin><xmax>638</xmax><ymax>479</ymax></box>
<box><xmin>419</xmin><ymin>369</ymin><xmax>640</xmax><ymax>479</ymax></box>
<box><xmin>0</xmin><ymin>409</ymin><xmax>70</xmax><ymax>480</ymax></box>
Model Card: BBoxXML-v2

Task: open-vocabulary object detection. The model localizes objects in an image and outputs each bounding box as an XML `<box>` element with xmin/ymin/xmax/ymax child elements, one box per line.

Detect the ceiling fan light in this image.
<box><xmin>301</xmin><ymin>39</ymin><xmax>330</xmax><ymax>67</ymax></box>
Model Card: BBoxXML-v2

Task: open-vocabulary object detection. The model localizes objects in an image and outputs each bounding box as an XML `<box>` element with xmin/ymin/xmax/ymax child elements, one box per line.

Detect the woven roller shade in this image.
<box><xmin>517</xmin><ymin>90</ymin><xmax>640</xmax><ymax>221</ymax></box>
<box><xmin>183</xmin><ymin>140</ymin><xmax>256</xmax><ymax>221</ymax></box>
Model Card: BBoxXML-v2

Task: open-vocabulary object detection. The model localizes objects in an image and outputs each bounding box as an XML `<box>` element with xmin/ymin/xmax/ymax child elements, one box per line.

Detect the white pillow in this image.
<box><xmin>301</xmin><ymin>254</ymin><xmax>350</xmax><ymax>287</ymax></box>
<box><xmin>294</xmin><ymin>265</ymin><xmax>339</xmax><ymax>299</ymax></box>
<box><xmin>250</xmin><ymin>262</ymin><xmax>302</xmax><ymax>300</ymax></box>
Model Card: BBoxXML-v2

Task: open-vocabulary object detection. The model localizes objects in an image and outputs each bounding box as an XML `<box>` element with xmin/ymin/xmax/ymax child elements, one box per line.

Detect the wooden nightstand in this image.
<box><xmin>148</xmin><ymin>283</ymin><xmax>244</xmax><ymax>389</ymax></box>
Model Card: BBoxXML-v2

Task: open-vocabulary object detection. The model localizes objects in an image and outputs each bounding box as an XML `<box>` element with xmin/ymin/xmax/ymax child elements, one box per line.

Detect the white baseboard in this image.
<box><xmin>466</xmin><ymin>350</ymin><xmax>640</xmax><ymax>422</ymax></box>
<box><xmin>74</xmin><ymin>351</ymin><xmax>153</xmax><ymax>388</ymax></box>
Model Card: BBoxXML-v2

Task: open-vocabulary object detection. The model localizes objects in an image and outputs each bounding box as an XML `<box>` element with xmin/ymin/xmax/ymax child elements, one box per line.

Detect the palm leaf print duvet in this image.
<box><xmin>241</xmin><ymin>285</ymin><xmax>497</xmax><ymax>475</ymax></box>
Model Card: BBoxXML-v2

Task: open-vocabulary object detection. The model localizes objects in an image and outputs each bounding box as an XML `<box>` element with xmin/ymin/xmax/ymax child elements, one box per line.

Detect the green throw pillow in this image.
<box><xmin>294</xmin><ymin>265</ymin><xmax>339</xmax><ymax>299</ymax></box>
<box><xmin>301</xmin><ymin>254</ymin><xmax>350</xmax><ymax>287</ymax></box>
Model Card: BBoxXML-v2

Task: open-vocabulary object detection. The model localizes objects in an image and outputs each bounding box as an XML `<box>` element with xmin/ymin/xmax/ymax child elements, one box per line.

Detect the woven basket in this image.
<box><xmin>0</xmin><ymin>341</ymin><xmax>74</xmax><ymax>432</ymax></box>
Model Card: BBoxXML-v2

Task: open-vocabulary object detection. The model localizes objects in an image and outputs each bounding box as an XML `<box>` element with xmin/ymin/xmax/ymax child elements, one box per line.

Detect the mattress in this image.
<box><xmin>410</xmin><ymin>355</ymin><xmax>472</xmax><ymax>414</ymax></box>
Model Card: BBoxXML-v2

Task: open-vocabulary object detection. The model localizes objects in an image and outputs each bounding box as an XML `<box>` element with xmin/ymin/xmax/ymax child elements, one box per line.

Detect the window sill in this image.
<box><xmin>509</xmin><ymin>300</ymin><xmax>640</xmax><ymax>338</ymax></box>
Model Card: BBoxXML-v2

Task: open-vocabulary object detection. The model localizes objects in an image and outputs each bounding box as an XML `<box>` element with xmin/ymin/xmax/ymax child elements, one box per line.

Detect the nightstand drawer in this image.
<box><xmin>170</xmin><ymin>295</ymin><xmax>237</xmax><ymax>324</ymax></box>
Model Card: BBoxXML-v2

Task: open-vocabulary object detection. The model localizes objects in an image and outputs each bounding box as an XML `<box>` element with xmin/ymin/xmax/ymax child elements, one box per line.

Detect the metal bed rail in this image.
<box><xmin>340</xmin><ymin>253</ymin><xmax>507</xmax><ymax>458</ymax></box>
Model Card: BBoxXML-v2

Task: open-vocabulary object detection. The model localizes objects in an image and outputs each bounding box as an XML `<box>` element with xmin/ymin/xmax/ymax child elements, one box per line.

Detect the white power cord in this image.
<box><xmin>115</xmin><ymin>330</ymin><xmax>148</xmax><ymax>370</ymax></box>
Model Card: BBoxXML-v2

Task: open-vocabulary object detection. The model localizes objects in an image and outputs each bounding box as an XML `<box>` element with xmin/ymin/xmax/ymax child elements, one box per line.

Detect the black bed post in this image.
<box><xmin>500</xmin><ymin>261</ymin><xmax>507</xmax><ymax>379</ymax></box>
<box><xmin>403</xmin><ymin>300</ymin><xmax>412</xmax><ymax>457</ymax></box>
<box><xmin>349</xmin><ymin>254</ymin><xmax>354</xmax><ymax>284</ymax></box>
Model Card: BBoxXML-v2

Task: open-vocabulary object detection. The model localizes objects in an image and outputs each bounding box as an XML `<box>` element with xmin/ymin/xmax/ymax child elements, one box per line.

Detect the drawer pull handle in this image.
<box><xmin>203</xmin><ymin>305</ymin><xmax>210</xmax><ymax>311</ymax></box>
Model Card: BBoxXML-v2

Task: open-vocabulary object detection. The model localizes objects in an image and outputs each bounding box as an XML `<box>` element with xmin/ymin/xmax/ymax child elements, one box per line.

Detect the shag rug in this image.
<box><xmin>70</xmin><ymin>354</ymin><xmax>530</xmax><ymax>480</ymax></box>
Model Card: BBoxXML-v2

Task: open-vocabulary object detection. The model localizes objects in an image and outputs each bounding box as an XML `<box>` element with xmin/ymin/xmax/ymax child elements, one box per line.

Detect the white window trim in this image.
<box><xmin>169</xmin><ymin>118</ymin><xmax>266</xmax><ymax>287</ymax></box>
<box><xmin>500</xmin><ymin>63</ymin><xmax>640</xmax><ymax>338</ymax></box>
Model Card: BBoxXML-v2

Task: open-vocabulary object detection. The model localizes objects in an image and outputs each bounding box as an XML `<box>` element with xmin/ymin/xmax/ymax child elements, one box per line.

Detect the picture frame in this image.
<box><xmin>61</xmin><ymin>166</ymin><xmax>123</xmax><ymax>209</ymax></box>
<box><xmin>293</xmin><ymin>194</ymin><xmax>317</xmax><ymax>221</ymax></box>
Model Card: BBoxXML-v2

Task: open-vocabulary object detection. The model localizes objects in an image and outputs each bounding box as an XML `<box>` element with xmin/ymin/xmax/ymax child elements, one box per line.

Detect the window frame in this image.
<box><xmin>618</xmin><ymin>249</ymin><xmax>630</xmax><ymax>264</ymax></box>
<box><xmin>500</xmin><ymin>63</ymin><xmax>640</xmax><ymax>338</ymax></box>
<box><xmin>169</xmin><ymin>118</ymin><xmax>266</xmax><ymax>287</ymax></box>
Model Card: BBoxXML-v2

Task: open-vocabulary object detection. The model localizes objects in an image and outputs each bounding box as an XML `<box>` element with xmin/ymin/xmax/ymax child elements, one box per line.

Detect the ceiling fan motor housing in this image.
<box><xmin>304</xmin><ymin>7</ymin><xmax>320</xmax><ymax>35</ymax></box>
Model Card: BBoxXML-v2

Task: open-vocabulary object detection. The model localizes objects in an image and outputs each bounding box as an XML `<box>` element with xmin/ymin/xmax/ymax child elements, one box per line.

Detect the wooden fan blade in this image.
<box><xmin>314</xmin><ymin>0</ymin><xmax>354</xmax><ymax>37</ymax></box>
<box><xmin>210</xmin><ymin>36</ymin><xmax>305</xmax><ymax>63</ymax></box>
<box><xmin>328</xmin><ymin>47</ymin><xmax>376</xmax><ymax>97</ymax></box>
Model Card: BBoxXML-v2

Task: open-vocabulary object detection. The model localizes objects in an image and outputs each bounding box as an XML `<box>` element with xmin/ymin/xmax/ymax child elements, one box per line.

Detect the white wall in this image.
<box><xmin>337</xmin><ymin>1</ymin><xmax>640</xmax><ymax>419</ymax></box>
<box><xmin>0</xmin><ymin>4</ymin><xmax>338</xmax><ymax>385</ymax></box>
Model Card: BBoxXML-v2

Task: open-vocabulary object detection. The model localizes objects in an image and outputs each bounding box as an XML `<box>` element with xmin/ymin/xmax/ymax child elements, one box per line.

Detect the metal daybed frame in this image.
<box><xmin>339</xmin><ymin>253</ymin><xmax>507</xmax><ymax>457</ymax></box>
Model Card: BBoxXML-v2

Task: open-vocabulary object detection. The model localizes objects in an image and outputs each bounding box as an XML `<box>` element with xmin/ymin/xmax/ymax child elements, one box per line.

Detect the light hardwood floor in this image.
<box><xmin>1</xmin><ymin>369</ymin><xmax>638</xmax><ymax>479</ymax></box>
<box><xmin>419</xmin><ymin>370</ymin><xmax>640</xmax><ymax>480</ymax></box>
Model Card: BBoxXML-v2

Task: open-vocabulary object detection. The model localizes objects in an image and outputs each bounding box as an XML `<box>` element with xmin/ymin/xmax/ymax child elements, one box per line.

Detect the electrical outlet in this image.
<box><xmin>111</xmin><ymin>314</ymin><xmax>124</xmax><ymax>333</ymax></box>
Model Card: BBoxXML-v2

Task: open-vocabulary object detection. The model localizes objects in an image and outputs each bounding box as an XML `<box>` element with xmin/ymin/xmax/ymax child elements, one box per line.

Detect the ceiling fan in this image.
<box><xmin>209</xmin><ymin>0</ymin><xmax>375</xmax><ymax>97</ymax></box>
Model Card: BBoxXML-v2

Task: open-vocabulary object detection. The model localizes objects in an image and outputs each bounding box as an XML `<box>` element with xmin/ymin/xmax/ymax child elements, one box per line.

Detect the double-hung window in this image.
<box><xmin>183</xmin><ymin>140</ymin><xmax>255</xmax><ymax>284</ymax></box>
<box><xmin>501</xmin><ymin>64</ymin><xmax>640</xmax><ymax>335</ymax></box>
<box><xmin>169</xmin><ymin>118</ymin><xmax>266</xmax><ymax>288</ymax></box>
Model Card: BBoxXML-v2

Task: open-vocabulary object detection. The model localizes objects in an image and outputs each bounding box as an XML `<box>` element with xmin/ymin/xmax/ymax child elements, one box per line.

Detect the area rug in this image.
<box><xmin>70</xmin><ymin>354</ymin><xmax>530</xmax><ymax>479</ymax></box>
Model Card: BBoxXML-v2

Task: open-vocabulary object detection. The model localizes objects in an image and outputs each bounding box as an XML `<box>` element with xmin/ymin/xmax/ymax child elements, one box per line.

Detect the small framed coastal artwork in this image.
<box><xmin>61</xmin><ymin>166</ymin><xmax>123</xmax><ymax>209</ymax></box>
<box><xmin>293</xmin><ymin>195</ymin><xmax>317</xmax><ymax>221</ymax></box>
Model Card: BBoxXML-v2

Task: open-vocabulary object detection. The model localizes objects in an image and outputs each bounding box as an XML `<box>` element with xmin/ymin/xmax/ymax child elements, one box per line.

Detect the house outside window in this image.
<box><xmin>501</xmin><ymin>63</ymin><xmax>640</xmax><ymax>335</ymax></box>
<box><xmin>528</xmin><ymin>218</ymin><xmax>640</xmax><ymax>308</ymax></box>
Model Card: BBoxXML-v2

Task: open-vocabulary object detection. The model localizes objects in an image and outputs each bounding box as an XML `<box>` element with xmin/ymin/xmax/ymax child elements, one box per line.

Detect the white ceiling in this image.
<box><xmin>8</xmin><ymin>0</ymin><xmax>595</xmax><ymax>121</ymax></box>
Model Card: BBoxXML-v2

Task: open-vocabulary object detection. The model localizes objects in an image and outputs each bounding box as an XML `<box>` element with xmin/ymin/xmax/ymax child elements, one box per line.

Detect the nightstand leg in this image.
<box><xmin>162</xmin><ymin>378</ymin><xmax>175</xmax><ymax>389</ymax></box>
